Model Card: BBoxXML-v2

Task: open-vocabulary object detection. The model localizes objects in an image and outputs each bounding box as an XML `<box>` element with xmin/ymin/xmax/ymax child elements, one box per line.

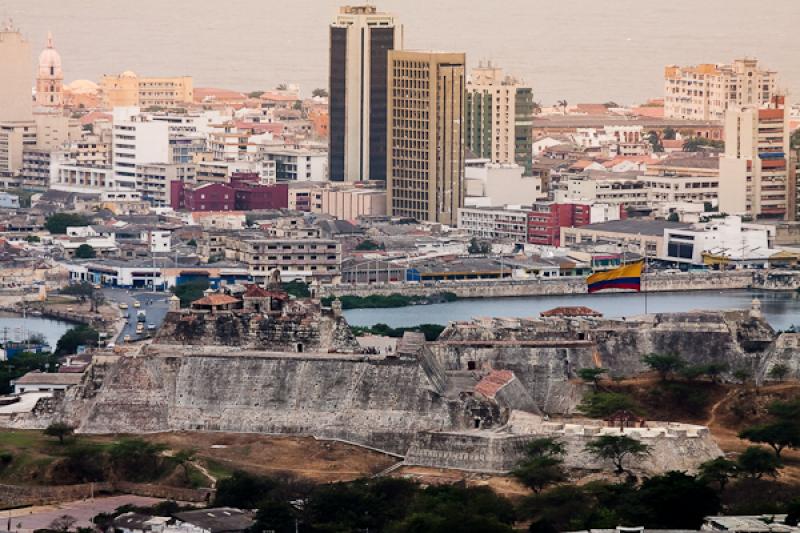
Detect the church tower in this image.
<box><xmin>35</xmin><ymin>32</ymin><xmax>63</xmax><ymax>110</ymax></box>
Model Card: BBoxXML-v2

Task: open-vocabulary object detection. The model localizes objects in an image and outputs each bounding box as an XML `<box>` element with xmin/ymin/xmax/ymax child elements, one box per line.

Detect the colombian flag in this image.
<box><xmin>587</xmin><ymin>261</ymin><xmax>644</xmax><ymax>294</ymax></box>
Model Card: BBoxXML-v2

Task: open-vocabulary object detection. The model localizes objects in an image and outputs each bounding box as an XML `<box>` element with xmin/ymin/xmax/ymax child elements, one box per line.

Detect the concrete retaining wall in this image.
<box><xmin>320</xmin><ymin>271</ymin><xmax>756</xmax><ymax>299</ymax></box>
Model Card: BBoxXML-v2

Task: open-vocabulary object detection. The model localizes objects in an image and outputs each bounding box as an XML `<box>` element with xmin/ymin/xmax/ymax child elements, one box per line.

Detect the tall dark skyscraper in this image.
<box><xmin>329</xmin><ymin>5</ymin><xmax>402</xmax><ymax>182</ymax></box>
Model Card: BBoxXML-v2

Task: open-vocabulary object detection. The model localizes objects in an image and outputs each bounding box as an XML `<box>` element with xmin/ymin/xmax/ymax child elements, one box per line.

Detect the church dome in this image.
<box><xmin>66</xmin><ymin>79</ymin><xmax>99</xmax><ymax>94</ymax></box>
<box><xmin>38</xmin><ymin>32</ymin><xmax>63</xmax><ymax>79</ymax></box>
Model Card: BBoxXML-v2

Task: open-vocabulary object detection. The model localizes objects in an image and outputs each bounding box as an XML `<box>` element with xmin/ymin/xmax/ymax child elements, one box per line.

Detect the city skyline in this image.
<box><xmin>2</xmin><ymin>0</ymin><xmax>800</xmax><ymax>104</ymax></box>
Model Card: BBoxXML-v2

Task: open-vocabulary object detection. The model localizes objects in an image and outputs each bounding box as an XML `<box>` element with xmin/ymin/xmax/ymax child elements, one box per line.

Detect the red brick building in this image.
<box><xmin>171</xmin><ymin>174</ymin><xmax>288</xmax><ymax>212</ymax></box>
<box><xmin>526</xmin><ymin>203</ymin><xmax>592</xmax><ymax>247</ymax></box>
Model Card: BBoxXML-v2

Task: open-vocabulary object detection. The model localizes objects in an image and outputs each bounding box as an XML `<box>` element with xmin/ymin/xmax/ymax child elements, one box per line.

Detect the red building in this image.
<box><xmin>526</xmin><ymin>202</ymin><xmax>592</xmax><ymax>247</ymax></box>
<box><xmin>171</xmin><ymin>174</ymin><xmax>288</xmax><ymax>212</ymax></box>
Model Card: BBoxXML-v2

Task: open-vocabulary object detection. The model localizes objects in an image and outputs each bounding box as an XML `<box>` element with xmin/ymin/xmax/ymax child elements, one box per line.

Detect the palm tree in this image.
<box><xmin>531</xmin><ymin>101</ymin><xmax>543</xmax><ymax>115</ymax></box>
<box><xmin>556</xmin><ymin>99</ymin><xmax>568</xmax><ymax>115</ymax></box>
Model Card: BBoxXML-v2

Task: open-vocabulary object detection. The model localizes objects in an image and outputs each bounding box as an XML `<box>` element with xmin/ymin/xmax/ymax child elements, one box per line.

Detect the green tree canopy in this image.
<box><xmin>108</xmin><ymin>439</ymin><xmax>167</xmax><ymax>482</ymax></box>
<box><xmin>44</xmin><ymin>421</ymin><xmax>75</xmax><ymax>444</ymax></box>
<box><xmin>577</xmin><ymin>368</ymin><xmax>607</xmax><ymax>386</ymax></box>
<box><xmin>739</xmin><ymin>422</ymin><xmax>800</xmax><ymax>458</ymax></box>
<box><xmin>55</xmin><ymin>325</ymin><xmax>99</xmax><ymax>356</ymax></box>
<box><xmin>45</xmin><ymin>213</ymin><xmax>91</xmax><ymax>234</ymax></box>
<box><xmin>698</xmin><ymin>457</ymin><xmax>738</xmax><ymax>492</ymax></box>
<box><xmin>74</xmin><ymin>244</ymin><xmax>96</xmax><ymax>259</ymax></box>
<box><xmin>577</xmin><ymin>392</ymin><xmax>640</xmax><ymax>418</ymax></box>
<box><xmin>641</xmin><ymin>353</ymin><xmax>686</xmax><ymax>381</ymax></box>
<box><xmin>171</xmin><ymin>279</ymin><xmax>210</xmax><ymax>308</ymax></box>
<box><xmin>585</xmin><ymin>435</ymin><xmax>650</xmax><ymax>474</ymax></box>
<box><xmin>737</xmin><ymin>446</ymin><xmax>782</xmax><ymax>479</ymax></box>
<box><xmin>511</xmin><ymin>437</ymin><xmax>567</xmax><ymax>493</ymax></box>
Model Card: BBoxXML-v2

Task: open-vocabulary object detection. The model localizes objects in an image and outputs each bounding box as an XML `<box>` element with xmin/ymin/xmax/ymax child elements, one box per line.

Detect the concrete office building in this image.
<box><xmin>465</xmin><ymin>63</ymin><xmax>534</xmax><ymax>174</ymax></box>
<box><xmin>329</xmin><ymin>5</ymin><xmax>403</xmax><ymax>182</ymax></box>
<box><xmin>664</xmin><ymin>58</ymin><xmax>778</xmax><ymax>121</ymax></box>
<box><xmin>719</xmin><ymin>97</ymin><xmax>792</xmax><ymax>220</ymax></box>
<box><xmin>387</xmin><ymin>50</ymin><xmax>466</xmax><ymax>225</ymax></box>
<box><xmin>0</xmin><ymin>21</ymin><xmax>33</xmax><ymax>122</ymax></box>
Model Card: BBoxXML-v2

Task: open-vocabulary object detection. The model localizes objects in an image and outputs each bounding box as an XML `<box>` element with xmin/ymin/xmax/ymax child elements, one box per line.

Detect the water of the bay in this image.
<box><xmin>0</xmin><ymin>313</ymin><xmax>73</xmax><ymax>351</ymax></box>
<box><xmin>343</xmin><ymin>289</ymin><xmax>800</xmax><ymax>331</ymax></box>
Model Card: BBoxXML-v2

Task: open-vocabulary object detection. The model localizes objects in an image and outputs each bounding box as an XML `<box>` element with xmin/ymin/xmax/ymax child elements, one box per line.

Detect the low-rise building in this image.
<box><xmin>13</xmin><ymin>371</ymin><xmax>84</xmax><ymax>394</ymax></box>
<box><xmin>464</xmin><ymin>162</ymin><xmax>542</xmax><ymax>207</ymax></box>
<box><xmin>561</xmin><ymin>219</ymin><xmax>691</xmax><ymax>257</ymax></box>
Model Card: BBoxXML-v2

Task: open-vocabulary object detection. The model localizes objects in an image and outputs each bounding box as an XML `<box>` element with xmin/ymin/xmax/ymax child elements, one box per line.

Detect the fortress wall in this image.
<box><xmin>76</xmin><ymin>354</ymin><xmax>473</xmax><ymax>454</ymax></box>
<box><xmin>404</xmin><ymin>423</ymin><xmax>723</xmax><ymax>474</ymax></box>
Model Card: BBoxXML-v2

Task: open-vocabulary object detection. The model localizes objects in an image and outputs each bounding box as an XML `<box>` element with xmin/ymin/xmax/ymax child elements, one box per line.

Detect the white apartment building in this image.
<box><xmin>50</xmin><ymin>158</ymin><xmax>116</xmax><ymax>194</ymax></box>
<box><xmin>261</xmin><ymin>147</ymin><xmax>327</xmax><ymax>182</ymax></box>
<box><xmin>112</xmin><ymin>108</ymin><xmax>170</xmax><ymax>189</ymax></box>
<box><xmin>555</xmin><ymin>175</ymin><xmax>649</xmax><ymax>206</ymax></box>
<box><xmin>664</xmin><ymin>58</ymin><xmax>778</xmax><ymax>120</ymax></box>
<box><xmin>136</xmin><ymin>163</ymin><xmax>196</xmax><ymax>206</ymax></box>
<box><xmin>643</xmin><ymin>175</ymin><xmax>719</xmax><ymax>204</ymax></box>
<box><xmin>719</xmin><ymin>98</ymin><xmax>792</xmax><ymax>220</ymax></box>
<box><xmin>458</xmin><ymin>206</ymin><xmax>528</xmax><ymax>242</ymax></box>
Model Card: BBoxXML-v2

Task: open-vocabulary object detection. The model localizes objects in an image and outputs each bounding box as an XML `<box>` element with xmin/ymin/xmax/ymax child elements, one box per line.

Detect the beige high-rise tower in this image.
<box><xmin>387</xmin><ymin>50</ymin><xmax>465</xmax><ymax>225</ymax></box>
<box><xmin>0</xmin><ymin>20</ymin><xmax>33</xmax><ymax>122</ymax></box>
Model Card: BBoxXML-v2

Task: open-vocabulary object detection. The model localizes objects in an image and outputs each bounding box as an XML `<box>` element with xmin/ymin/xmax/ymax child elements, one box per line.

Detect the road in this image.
<box><xmin>102</xmin><ymin>288</ymin><xmax>170</xmax><ymax>344</ymax></box>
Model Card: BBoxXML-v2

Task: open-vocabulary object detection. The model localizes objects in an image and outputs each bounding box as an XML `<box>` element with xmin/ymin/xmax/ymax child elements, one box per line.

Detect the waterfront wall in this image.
<box><xmin>320</xmin><ymin>271</ymin><xmax>756</xmax><ymax>299</ymax></box>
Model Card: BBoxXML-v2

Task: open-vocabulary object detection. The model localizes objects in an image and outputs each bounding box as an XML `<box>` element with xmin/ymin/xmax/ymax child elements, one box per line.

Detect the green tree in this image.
<box><xmin>737</xmin><ymin>446</ymin><xmax>782</xmax><ymax>479</ymax></box>
<box><xmin>354</xmin><ymin>239</ymin><xmax>383</xmax><ymax>251</ymax></box>
<box><xmin>55</xmin><ymin>325</ymin><xmax>99</xmax><ymax>356</ymax></box>
<box><xmin>733</xmin><ymin>367</ymin><xmax>752</xmax><ymax>384</ymax></box>
<box><xmin>663</xmin><ymin>127</ymin><xmax>677</xmax><ymax>140</ymax></box>
<box><xmin>791</xmin><ymin>129</ymin><xmax>800</xmax><ymax>151</ymax></box>
<box><xmin>647</xmin><ymin>130</ymin><xmax>664</xmax><ymax>152</ymax></box>
<box><xmin>641</xmin><ymin>353</ymin><xmax>685</xmax><ymax>381</ymax></box>
<box><xmin>467</xmin><ymin>237</ymin><xmax>490</xmax><ymax>254</ymax></box>
<box><xmin>585</xmin><ymin>435</ymin><xmax>650</xmax><ymax>475</ymax></box>
<box><xmin>698</xmin><ymin>457</ymin><xmax>738</xmax><ymax>492</ymax></box>
<box><xmin>511</xmin><ymin>438</ymin><xmax>567</xmax><ymax>493</ymax></box>
<box><xmin>25</xmin><ymin>235</ymin><xmax>40</xmax><ymax>243</ymax></box>
<box><xmin>44</xmin><ymin>421</ymin><xmax>74</xmax><ymax>444</ymax></box>
<box><xmin>250</xmin><ymin>498</ymin><xmax>298</xmax><ymax>533</ymax></box>
<box><xmin>768</xmin><ymin>364</ymin><xmax>790</xmax><ymax>381</ymax></box>
<box><xmin>186</xmin><ymin>239</ymin><xmax>197</xmax><ymax>247</ymax></box>
<box><xmin>171</xmin><ymin>279</ymin><xmax>210</xmax><ymax>308</ymax></box>
<box><xmin>74</xmin><ymin>244</ymin><xmax>96</xmax><ymax>259</ymax></box>
<box><xmin>740</xmin><ymin>422</ymin><xmax>800</xmax><ymax>458</ymax></box>
<box><xmin>577</xmin><ymin>392</ymin><xmax>639</xmax><ymax>418</ymax></box>
<box><xmin>173</xmin><ymin>449</ymin><xmax>197</xmax><ymax>485</ymax></box>
<box><xmin>108</xmin><ymin>439</ymin><xmax>167</xmax><ymax>482</ymax></box>
<box><xmin>312</xmin><ymin>88</ymin><xmax>328</xmax><ymax>98</ymax></box>
<box><xmin>247</xmin><ymin>91</ymin><xmax>265</xmax><ymax>98</ymax></box>
<box><xmin>45</xmin><ymin>213</ymin><xmax>91</xmax><ymax>234</ymax></box>
<box><xmin>577</xmin><ymin>367</ymin><xmax>607</xmax><ymax>387</ymax></box>
<box><xmin>667</xmin><ymin>212</ymin><xmax>680</xmax><ymax>222</ymax></box>
<box><xmin>632</xmin><ymin>471</ymin><xmax>720</xmax><ymax>529</ymax></box>
<box><xmin>215</xmin><ymin>470</ymin><xmax>282</xmax><ymax>509</ymax></box>
<box><xmin>281</xmin><ymin>281</ymin><xmax>310</xmax><ymax>298</ymax></box>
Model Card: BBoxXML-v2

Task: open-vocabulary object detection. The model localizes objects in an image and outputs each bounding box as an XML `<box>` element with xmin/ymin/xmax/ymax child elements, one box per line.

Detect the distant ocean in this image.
<box><xmin>4</xmin><ymin>0</ymin><xmax>800</xmax><ymax>105</ymax></box>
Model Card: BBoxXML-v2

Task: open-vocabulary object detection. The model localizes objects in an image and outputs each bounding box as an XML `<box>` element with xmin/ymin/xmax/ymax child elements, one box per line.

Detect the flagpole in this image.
<box><xmin>644</xmin><ymin>256</ymin><xmax>648</xmax><ymax>314</ymax></box>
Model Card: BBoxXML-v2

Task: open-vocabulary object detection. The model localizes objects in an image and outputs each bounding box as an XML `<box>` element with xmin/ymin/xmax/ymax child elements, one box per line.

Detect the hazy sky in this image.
<box><xmin>2</xmin><ymin>0</ymin><xmax>799</xmax><ymax>104</ymax></box>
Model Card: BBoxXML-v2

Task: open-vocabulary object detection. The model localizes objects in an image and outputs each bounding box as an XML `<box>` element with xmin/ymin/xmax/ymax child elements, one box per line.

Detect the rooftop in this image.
<box><xmin>575</xmin><ymin>219</ymin><xmax>691</xmax><ymax>236</ymax></box>
<box><xmin>14</xmin><ymin>372</ymin><xmax>84</xmax><ymax>386</ymax></box>
<box><xmin>172</xmin><ymin>508</ymin><xmax>254</xmax><ymax>533</ymax></box>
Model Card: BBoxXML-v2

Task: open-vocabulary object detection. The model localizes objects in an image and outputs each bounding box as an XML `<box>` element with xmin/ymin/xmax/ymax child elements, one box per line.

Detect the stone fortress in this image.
<box><xmin>5</xmin><ymin>283</ymin><xmax>799</xmax><ymax>476</ymax></box>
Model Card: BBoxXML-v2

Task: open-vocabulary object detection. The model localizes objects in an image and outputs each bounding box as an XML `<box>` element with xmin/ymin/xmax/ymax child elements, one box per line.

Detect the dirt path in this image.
<box><xmin>706</xmin><ymin>387</ymin><xmax>737</xmax><ymax>429</ymax></box>
<box><xmin>190</xmin><ymin>460</ymin><xmax>217</xmax><ymax>487</ymax></box>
